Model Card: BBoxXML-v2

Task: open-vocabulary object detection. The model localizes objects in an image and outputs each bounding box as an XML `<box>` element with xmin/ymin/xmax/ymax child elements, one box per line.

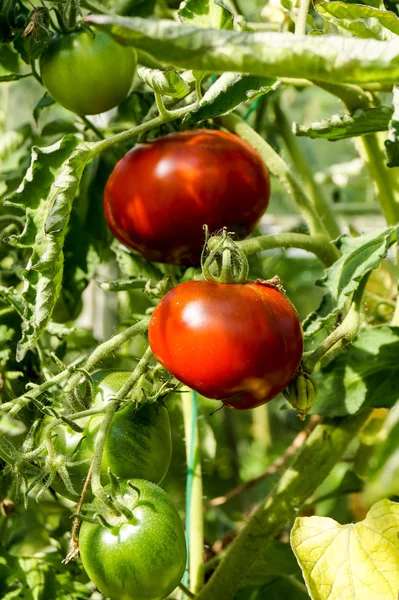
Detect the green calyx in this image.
<box><xmin>201</xmin><ymin>227</ymin><xmax>249</xmax><ymax>284</ymax></box>
<box><xmin>283</xmin><ymin>367</ymin><xmax>318</xmax><ymax>420</ymax></box>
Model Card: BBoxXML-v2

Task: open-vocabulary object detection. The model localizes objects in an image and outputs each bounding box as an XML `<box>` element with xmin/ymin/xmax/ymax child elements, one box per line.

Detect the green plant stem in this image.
<box><xmin>91</xmin><ymin>346</ymin><xmax>153</xmax><ymax>508</ymax></box>
<box><xmin>273</xmin><ymin>101</ymin><xmax>341</xmax><ymax>240</ymax></box>
<box><xmin>90</xmin><ymin>102</ymin><xmax>197</xmax><ymax>157</ymax></box>
<box><xmin>220</xmin><ymin>114</ymin><xmax>340</xmax><ymax>252</ymax></box>
<box><xmin>237</xmin><ymin>232</ymin><xmax>337</xmax><ymax>267</ymax></box>
<box><xmin>195</xmin><ymin>410</ymin><xmax>371</xmax><ymax>600</ymax></box>
<box><xmin>178</xmin><ymin>583</ymin><xmax>195</xmax><ymax>599</ymax></box>
<box><xmin>304</xmin><ymin>274</ymin><xmax>369</xmax><ymax>372</ymax></box>
<box><xmin>65</xmin><ymin>316</ymin><xmax>150</xmax><ymax>394</ymax></box>
<box><xmin>80</xmin><ymin>116</ymin><xmax>105</xmax><ymax>140</ymax></box>
<box><xmin>182</xmin><ymin>389</ymin><xmax>204</xmax><ymax>595</ymax></box>
<box><xmin>295</xmin><ymin>0</ymin><xmax>311</xmax><ymax>35</ymax></box>
<box><xmin>252</xmin><ymin>404</ymin><xmax>271</xmax><ymax>450</ymax></box>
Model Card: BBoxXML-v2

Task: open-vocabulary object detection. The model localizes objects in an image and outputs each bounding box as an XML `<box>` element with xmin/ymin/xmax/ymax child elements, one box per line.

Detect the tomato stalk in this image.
<box><xmin>202</xmin><ymin>229</ymin><xmax>249</xmax><ymax>284</ymax></box>
<box><xmin>220</xmin><ymin>114</ymin><xmax>341</xmax><ymax>254</ymax></box>
<box><xmin>294</xmin><ymin>0</ymin><xmax>311</xmax><ymax>35</ymax></box>
<box><xmin>195</xmin><ymin>410</ymin><xmax>371</xmax><ymax>600</ymax></box>
<box><xmin>182</xmin><ymin>389</ymin><xmax>204</xmax><ymax>596</ymax></box>
<box><xmin>91</xmin><ymin>345</ymin><xmax>153</xmax><ymax>512</ymax></box>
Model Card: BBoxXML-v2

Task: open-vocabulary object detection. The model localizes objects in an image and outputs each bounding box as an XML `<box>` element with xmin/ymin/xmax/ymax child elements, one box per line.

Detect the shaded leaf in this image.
<box><xmin>291</xmin><ymin>499</ymin><xmax>399</xmax><ymax>600</ymax></box>
<box><xmin>293</xmin><ymin>106</ymin><xmax>393</xmax><ymax>141</ymax></box>
<box><xmin>314</xmin><ymin>326</ymin><xmax>399</xmax><ymax>416</ymax></box>
<box><xmin>85</xmin><ymin>15</ymin><xmax>399</xmax><ymax>84</ymax></box>
<box><xmin>185</xmin><ymin>73</ymin><xmax>279</xmax><ymax>123</ymax></box>
<box><xmin>303</xmin><ymin>227</ymin><xmax>397</xmax><ymax>337</ymax></box>
<box><xmin>4</xmin><ymin>135</ymin><xmax>92</xmax><ymax>360</ymax></box>
<box><xmin>316</xmin><ymin>1</ymin><xmax>399</xmax><ymax>40</ymax></box>
<box><xmin>33</xmin><ymin>93</ymin><xmax>55</xmax><ymax>124</ymax></box>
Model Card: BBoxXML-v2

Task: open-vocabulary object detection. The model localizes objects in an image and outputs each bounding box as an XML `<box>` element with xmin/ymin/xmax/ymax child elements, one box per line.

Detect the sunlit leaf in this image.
<box><xmin>385</xmin><ymin>83</ymin><xmax>399</xmax><ymax>167</ymax></box>
<box><xmin>137</xmin><ymin>66</ymin><xmax>190</xmax><ymax>98</ymax></box>
<box><xmin>316</xmin><ymin>1</ymin><xmax>399</xmax><ymax>40</ymax></box>
<box><xmin>178</xmin><ymin>0</ymin><xmax>233</xmax><ymax>30</ymax></box>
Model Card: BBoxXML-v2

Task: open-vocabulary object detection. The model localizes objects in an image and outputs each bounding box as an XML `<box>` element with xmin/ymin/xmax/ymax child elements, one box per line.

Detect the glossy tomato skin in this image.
<box><xmin>43</xmin><ymin>371</ymin><xmax>172</xmax><ymax>498</ymax></box>
<box><xmin>149</xmin><ymin>281</ymin><xmax>303</xmax><ymax>409</ymax></box>
<box><xmin>40</xmin><ymin>30</ymin><xmax>136</xmax><ymax>115</ymax></box>
<box><xmin>79</xmin><ymin>479</ymin><xmax>187</xmax><ymax>600</ymax></box>
<box><xmin>104</xmin><ymin>129</ymin><xmax>270</xmax><ymax>265</ymax></box>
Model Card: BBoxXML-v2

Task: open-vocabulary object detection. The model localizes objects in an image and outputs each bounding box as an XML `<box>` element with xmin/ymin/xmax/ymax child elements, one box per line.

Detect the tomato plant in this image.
<box><xmin>40</xmin><ymin>29</ymin><xmax>137</xmax><ymax>115</ymax></box>
<box><xmin>43</xmin><ymin>371</ymin><xmax>172</xmax><ymax>498</ymax></box>
<box><xmin>149</xmin><ymin>280</ymin><xmax>303</xmax><ymax>409</ymax></box>
<box><xmin>79</xmin><ymin>479</ymin><xmax>187</xmax><ymax>600</ymax></box>
<box><xmin>104</xmin><ymin>129</ymin><xmax>270</xmax><ymax>264</ymax></box>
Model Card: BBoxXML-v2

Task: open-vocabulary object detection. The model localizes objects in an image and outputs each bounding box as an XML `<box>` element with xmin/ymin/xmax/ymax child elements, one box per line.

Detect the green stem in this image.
<box><xmin>178</xmin><ymin>583</ymin><xmax>195</xmax><ymax>599</ymax></box>
<box><xmin>90</xmin><ymin>102</ymin><xmax>197</xmax><ymax>157</ymax></box>
<box><xmin>220</xmin><ymin>114</ymin><xmax>340</xmax><ymax>250</ymax></box>
<box><xmin>237</xmin><ymin>232</ymin><xmax>337</xmax><ymax>267</ymax></box>
<box><xmin>80</xmin><ymin>116</ymin><xmax>105</xmax><ymax>140</ymax></box>
<box><xmin>65</xmin><ymin>317</ymin><xmax>150</xmax><ymax>394</ymax></box>
<box><xmin>91</xmin><ymin>346</ymin><xmax>153</xmax><ymax>507</ymax></box>
<box><xmin>304</xmin><ymin>274</ymin><xmax>369</xmax><ymax>372</ymax></box>
<box><xmin>252</xmin><ymin>404</ymin><xmax>271</xmax><ymax>450</ymax></box>
<box><xmin>273</xmin><ymin>101</ymin><xmax>341</xmax><ymax>240</ymax></box>
<box><xmin>295</xmin><ymin>0</ymin><xmax>311</xmax><ymax>35</ymax></box>
<box><xmin>195</xmin><ymin>410</ymin><xmax>371</xmax><ymax>600</ymax></box>
<box><xmin>182</xmin><ymin>389</ymin><xmax>204</xmax><ymax>595</ymax></box>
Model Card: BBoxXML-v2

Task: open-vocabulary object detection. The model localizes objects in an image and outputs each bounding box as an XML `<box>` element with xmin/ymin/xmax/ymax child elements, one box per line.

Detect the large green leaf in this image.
<box><xmin>303</xmin><ymin>227</ymin><xmax>397</xmax><ymax>337</ymax></box>
<box><xmin>4</xmin><ymin>135</ymin><xmax>92</xmax><ymax>360</ymax></box>
<box><xmin>316</xmin><ymin>1</ymin><xmax>399</xmax><ymax>40</ymax></box>
<box><xmin>85</xmin><ymin>14</ymin><xmax>399</xmax><ymax>84</ymax></box>
<box><xmin>291</xmin><ymin>499</ymin><xmax>399</xmax><ymax>600</ymax></box>
<box><xmin>314</xmin><ymin>326</ymin><xmax>399</xmax><ymax>416</ymax></box>
<box><xmin>293</xmin><ymin>106</ymin><xmax>393</xmax><ymax>141</ymax></box>
<box><xmin>185</xmin><ymin>73</ymin><xmax>279</xmax><ymax>123</ymax></box>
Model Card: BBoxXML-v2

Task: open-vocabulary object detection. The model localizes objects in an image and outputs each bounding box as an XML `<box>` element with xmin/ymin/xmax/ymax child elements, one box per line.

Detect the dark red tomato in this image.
<box><xmin>149</xmin><ymin>280</ymin><xmax>303</xmax><ymax>410</ymax></box>
<box><xmin>104</xmin><ymin>129</ymin><xmax>270</xmax><ymax>265</ymax></box>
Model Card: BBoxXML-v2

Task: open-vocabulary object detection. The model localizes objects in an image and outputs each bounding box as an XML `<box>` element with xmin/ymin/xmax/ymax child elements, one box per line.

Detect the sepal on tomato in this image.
<box><xmin>283</xmin><ymin>368</ymin><xmax>317</xmax><ymax>420</ymax></box>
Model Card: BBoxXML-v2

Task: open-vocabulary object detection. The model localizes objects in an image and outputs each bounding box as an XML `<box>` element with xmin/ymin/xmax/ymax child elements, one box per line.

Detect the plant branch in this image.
<box><xmin>295</xmin><ymin>0</ymin><xmax>311</xmax><ymax>36</ymax></box>
<box><xmin>195</xmin><ymin>410</ymin><xmax>371</xmax><ymax>600</ymax></box>
<box><xmin>220</xmin><ymin>114</ymin><xmax>340</xmax><ymax>251</ymax></box>
<box><xmin>237</xmin><ymin>232</ymin><xmax>338</xmax><ymax>267</ymax></box>
<box><xmin>205</xmin><ymin>415</ymin><xmax>320</xmax><ymax>509</ymax></box>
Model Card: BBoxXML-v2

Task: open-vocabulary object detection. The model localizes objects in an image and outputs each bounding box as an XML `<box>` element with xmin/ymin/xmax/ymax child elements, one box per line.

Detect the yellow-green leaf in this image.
<box><xmin>291</xmin><ymin>498</ymin><xmax>399</xmax><ymax>600</ymax></box>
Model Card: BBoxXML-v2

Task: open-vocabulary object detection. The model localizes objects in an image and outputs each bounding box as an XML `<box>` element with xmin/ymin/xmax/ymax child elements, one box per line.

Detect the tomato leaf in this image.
<box><xmin>178</xmin><ymin>0</ymin><xmax>234</xmax><ymax>30</ymax></box>
<box><xmin>185</xmin><ymin>73</ymin><xmax>279</xmax><ymax>124</ymax></box>
<box><xmin>293</xmin><ymin>106</ymin><xmax>393</xmax><ymax>141</ymax></box>
<box><xmin>316</xmin><ymin>1</ymin><xmax>399</xmax><ymax>40</ymax></box>
<box><xmin>19</xmin><ymin>557</ymin><xmax>57</xmax><ymax>600</ymax></box>
<box><xmin>303</xmin><ymin>227</ymin><xmax>397</xmax><ymax>337</ymax></box>
<box><xmin>85</xmin><ymin>15</ymin><xmax>399</xmax><ymax>84</ymax></box>
<box><xmin>0</xmin><ymin>125</ymin><xmax>31</xmax><ymax>162</ymax></box>
<box><xmin>33</xmin><ymin>93</ymin><xmax>55</xmax><ymax>124</ymax></box>
<box><xmin>291</xmin><ymin>498</ymin><xmax>399</xmax><ymax>600</ymax></box>
<box><xmin>314</xmin><ymin>326</ymin><xmax>399</xmax><ymax>416</ymax></box>
<box><xmin>385</xmin><ymin>84</ymin><xmax>399</xmax><ymax>167</ymax></box>
<box><xmin>4</xmin><ymin>135</ymin><xmax>92</xmax><ymax>360</ymax></box>
<box><xmin>137</xmin><ymin>66</ymin><xmax>190</xmax><ymax>99</ymax></box>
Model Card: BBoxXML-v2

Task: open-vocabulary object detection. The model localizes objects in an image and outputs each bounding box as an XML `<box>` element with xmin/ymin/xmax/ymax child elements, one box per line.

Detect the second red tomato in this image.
<box><xmin>104</xmin><ymin>129</ymin><xmax>270</xmax><ymax>265</ymax></box>
<box><xmin>148</xmin><ymin>280</ymin><xmax>303</xmax><ymax>409</ymax></box>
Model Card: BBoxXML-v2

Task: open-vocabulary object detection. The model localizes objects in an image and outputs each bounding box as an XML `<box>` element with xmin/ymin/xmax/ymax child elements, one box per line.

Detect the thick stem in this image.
<box><xmin>251</xmin><ymin>404</ymin><xmax>271</xmax><ymax>450</ymax></box>
<box><xmin>195</xmin><ymin>410</ymin><xmax>371</xmax><ymax>600</ymax></box>
<box><xmin>182</xmin><ymin>389</ymin><xmax>204</xmax><ymax>595</ymax></box>
<box><xmin>273</xmin><ymin>101</ymin><xmax>341</xmax><ymax>240</ymax></box>
<box><xmin>295</xmin><ymin>0</ymin><xmax>311</xmax><ymax>36</ymax></box>
<box><xmin>237</xmin><ymin>232</ymin><xmax>337</xmax><ymax>267</ymax></box>
<box><xmin>220</xmin><ymin>114</ymin><xmax>340</xmax><ymax>250</ymax></box>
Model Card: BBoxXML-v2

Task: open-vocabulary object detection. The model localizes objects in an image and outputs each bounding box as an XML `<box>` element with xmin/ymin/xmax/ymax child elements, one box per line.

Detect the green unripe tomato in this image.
<box><xmin>79</xmin><ymin>479</ymin><xmax>187</xmax><ymax>600</ymax></box>
<box><xmin>42</xmin><ymin>371</ymin><xmax>172</xmax><ymax>499</ymax></box>
<box><xmin>40</xmin><ymin>30</ymin><xmax>136</xmax><ymax>115</ymax></box>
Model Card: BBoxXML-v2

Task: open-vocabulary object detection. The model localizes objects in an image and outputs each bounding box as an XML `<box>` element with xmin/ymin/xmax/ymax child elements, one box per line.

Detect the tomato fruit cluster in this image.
<box><xmin>40</xmin><ymin>30</ymin><xmax>137</xmax><ymax>115</ymax></box>
<box><xmin>149</xmin><ymin>280</ymin><xmax>304</xmax><ymax>409</ymax></box>
<box><xmin>104</xmin><ymin>129</ymin><xmax>270</xmax><ymax>265</ymax></box>
<box><xmin>79</xmin><ymin>480</ymin><xmax>187</xmax><ymax>600</ymax></box>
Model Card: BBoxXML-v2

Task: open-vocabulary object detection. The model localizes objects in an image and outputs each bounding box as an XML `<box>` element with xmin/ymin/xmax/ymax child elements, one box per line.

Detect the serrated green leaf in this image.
<box><xmin>314</xmin><ymin>326</ymin><xmax>399</xmax><ymax>416</ymax></box>
<box><xmin>303</xmin><ymin>227</ymin><xmax>397</xmax><ymax>337</ymax></box>
<box><xmin>85</xmin><ymin>15</ymin><xmax>399</xmax><ymax>84</ymax></box>
<box><xmin>385</xmin><ymin>83</ymin><xmax>399</xmax><ymax>167</ymax></box>
<box><xmin>316</xmin><ymin>1</ymin><xmax>399</xmax><ymax>40</ymax></box>
<box><xmin>294</xmin><ymin>106</ymin><xmax>393</xmax><ymax>141</ymax></box>
<box><xmin>178</xmin><ymin>0</ymin><xmax>233</xmax><ymax>30</ymax></box>
<box><xmin>4</xmin><ymin>135</ymin><xmax>92</xmax><ymax>360</ymax></box>
<box><xmin>137</xmin><ymin>66</ymin><xmax>190</xmax><ymax>98</ymax></box>
<box><xmin>291</xmin><ymin>498</ymin><xmax>399</xmax><ymax>600</ymax></box>
<box><xmin>185</xmin><ymin>73</ymin><xmax>279</xmax><ymax>123</ymax></box>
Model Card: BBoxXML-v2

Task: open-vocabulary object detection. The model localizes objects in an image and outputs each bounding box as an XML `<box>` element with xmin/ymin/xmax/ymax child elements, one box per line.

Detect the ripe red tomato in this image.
<box><xmin>104</xmin><ymin>129</ymin><xmax>270</xmax><ymax>265</ymax></box>
<box><xmin>148</xmin><ymin>280</ymin><xmax>303</xmax><ymax>409</ymax></box>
